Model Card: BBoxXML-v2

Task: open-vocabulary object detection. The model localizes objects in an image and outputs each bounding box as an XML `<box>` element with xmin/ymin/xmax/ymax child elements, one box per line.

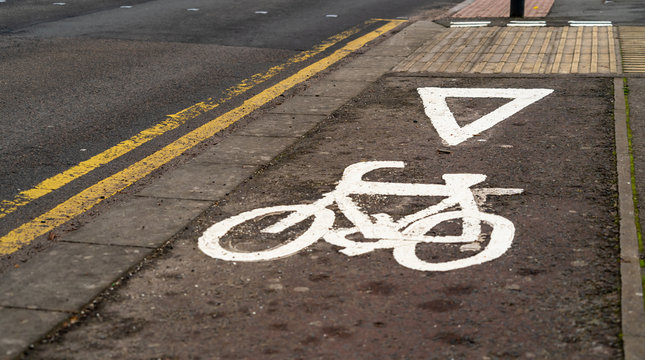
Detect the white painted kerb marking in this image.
<box><xmin>508</xmin><ymin>21</ymin><xmax>546</xmax><ymax>27</ymax></box>
<box><xmin>450</xmin><ymin>21</ymin><xmax>490</xmax><ymax>28</ymax></box>
<box><xmin>417</xmin><ymin>87</ymin><xmax>553</xmax><ymax>146</ymax></box>
<box><xmin>569</xmin><ymin>21</ymin><xmax>612</xmax><ymax>27</ymax></box>
<box><xmin>199</xmin><ymin>161</ymin><xmax>523</xmax><ymax>272</ymax></box>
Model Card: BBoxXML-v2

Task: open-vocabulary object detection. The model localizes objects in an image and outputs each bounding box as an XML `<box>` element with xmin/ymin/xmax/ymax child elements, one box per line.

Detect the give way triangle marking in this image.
<box><xmin>417</xmin><ymin>87</ymin><xmax>554</xmax><ymax>146</ymax></box>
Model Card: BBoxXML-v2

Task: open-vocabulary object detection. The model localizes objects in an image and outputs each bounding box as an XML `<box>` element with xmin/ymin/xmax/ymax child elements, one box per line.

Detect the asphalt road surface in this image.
<box><xmin>0</xmin><ymin>0</ymin><xmax>459</xmax><ymax>261</ymax></box>
<box><xmin>549</xmin><ymin>0</ymin><xmax>645</xmax><ymax>25</ymax></box>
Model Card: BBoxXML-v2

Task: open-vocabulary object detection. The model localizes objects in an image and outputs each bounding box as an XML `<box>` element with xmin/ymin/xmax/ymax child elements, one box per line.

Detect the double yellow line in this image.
<box><xmin>0</xmin><ymin>18</ymin><xmax>406</xmax><ymax>255</ymax></box>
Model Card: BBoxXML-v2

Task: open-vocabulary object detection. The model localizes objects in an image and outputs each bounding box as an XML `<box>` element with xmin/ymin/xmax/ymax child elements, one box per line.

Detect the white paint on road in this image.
<box><xmin>450</xmin><ymin>21</ymin><xmax>490</xmax><ymax>28</ymax></box>
<box><xmin>569</xmin><ymin>20</ymin><xmax>612</xmax><ymax>27</ymax></box>
<box><xmin>326</xmin><ymin>14</ymin><xmax>339</xmax><ymax>18</ymax></box>
<box><xmin>199</xmin><ymin>161</ymin><xmax>523</xmax><ymax>272</ymax></box>
<box><xmin>507</xmin><ymin>21</ymin><xmax>546</xmax><ymax>27</ymax></box>
<box><xmin>255</xmin><ymin>11</ymin><xmax>268</xmax><ymax>14</ymax></box>
<box><xmin>417</xmin><ymin>87</ymin><xmax>554</xmax><ymax>146</ymax></box>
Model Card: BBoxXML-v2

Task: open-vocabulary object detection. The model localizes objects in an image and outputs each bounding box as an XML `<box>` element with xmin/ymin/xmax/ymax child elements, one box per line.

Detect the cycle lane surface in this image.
<box><xmin>24</xmin><ymin>72</ymin><xmax>622</xmax><ymax>358</ymax></box>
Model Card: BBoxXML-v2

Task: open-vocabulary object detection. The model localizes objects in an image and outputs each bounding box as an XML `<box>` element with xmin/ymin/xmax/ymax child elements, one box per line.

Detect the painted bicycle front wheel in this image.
<box><xmin>393</xmin><ymin>212</ymin><xmax>515</xmax><ymax>271</ymax></box>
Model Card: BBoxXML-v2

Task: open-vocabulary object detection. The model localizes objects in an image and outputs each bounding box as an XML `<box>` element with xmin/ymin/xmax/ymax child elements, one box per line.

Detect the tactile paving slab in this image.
<box><xmin>395</xmin><ymin>26</ymin><xmax>621</xmax><ymax>74</ymax></box>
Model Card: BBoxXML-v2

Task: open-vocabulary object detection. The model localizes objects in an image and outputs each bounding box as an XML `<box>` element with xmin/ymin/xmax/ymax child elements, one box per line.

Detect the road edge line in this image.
<box><xmin>0</xmin><ymin>19</ymin><xmax>407</xmax><ymax>255</ymax></box>
<box><xmin>614</xmin><ymin>77</ymin><xmax>645</xmax><ymax>359</ymax></box>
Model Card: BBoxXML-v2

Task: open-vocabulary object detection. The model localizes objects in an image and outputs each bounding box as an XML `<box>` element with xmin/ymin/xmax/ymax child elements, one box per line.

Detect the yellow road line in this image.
<box><xmin>0</xmin><ymin>20</ymin><xmax>377</xmax><ymax>220</ymax></box>
<box><xmin>0</xmin><ymin>19</ymin><xmax>406</xmax><ymax>255</ymax></box>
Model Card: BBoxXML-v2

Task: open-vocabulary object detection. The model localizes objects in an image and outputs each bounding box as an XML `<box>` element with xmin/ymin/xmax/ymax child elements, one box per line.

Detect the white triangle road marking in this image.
<box><xmin>417</xmin><ymin>87</ymin><xmax>554</xmax><ymax>146</ymax></box>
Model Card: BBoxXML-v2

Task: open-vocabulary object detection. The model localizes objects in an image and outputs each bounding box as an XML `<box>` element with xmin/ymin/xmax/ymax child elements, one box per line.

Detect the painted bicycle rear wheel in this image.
<box><xmin>198</xmin><ymin>205</ymin><xmax>334</xmax><ymax>261</ymax></box>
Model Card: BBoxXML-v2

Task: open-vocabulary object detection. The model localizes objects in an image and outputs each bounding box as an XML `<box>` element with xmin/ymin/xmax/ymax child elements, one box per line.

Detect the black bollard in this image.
<box><xmin>510</xmin><ymin>0</ymin><xmax>525</xmax><ymax>17</ymax></box>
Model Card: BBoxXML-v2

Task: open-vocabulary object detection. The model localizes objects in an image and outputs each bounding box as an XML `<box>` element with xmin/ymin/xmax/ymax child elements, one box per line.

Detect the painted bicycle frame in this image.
<box><xmin>198</xmin><ymin>161</ymin><xmax>523</xmax><ymax>271</ymax></box>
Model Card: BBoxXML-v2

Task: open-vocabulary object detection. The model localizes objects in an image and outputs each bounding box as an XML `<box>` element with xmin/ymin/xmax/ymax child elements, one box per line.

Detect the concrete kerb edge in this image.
<box><xmin>614</xmin><ymin>77</ymin><xmax>645</xmax><ymax>360</ymax></box>
<box><xmin>0</xmin><ymin>16</ymin><xmax>444</xmax><ymax>359</ymax></box>
<box><xmin>0</xmin><ymin>244</ymin><xmax>158</xmax><ymax>360</ymax></box>
<box><xmin>0</xmin><ymin>307</ymin><xmax>69</xmax><ymax>360</ymax></box>
<box><xmin>19</xmin><ymin>237</ymin><xmax>181</xmax><ymax>358</ymax></box>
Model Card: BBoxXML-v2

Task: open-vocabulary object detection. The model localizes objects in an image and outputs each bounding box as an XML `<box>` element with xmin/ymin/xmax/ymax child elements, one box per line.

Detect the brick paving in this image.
<box><xmin>453</xmin><ymin>0</ymin><xmax>554</xmax><ymax>18</ymax></box>
<box><xmin>394</xmin><ymin>26</ymin><xmax>621</xmax><ymax>74</ymax></box>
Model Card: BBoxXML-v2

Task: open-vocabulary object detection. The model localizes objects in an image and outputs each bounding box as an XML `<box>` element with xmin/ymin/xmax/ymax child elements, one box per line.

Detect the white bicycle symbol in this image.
<box><xmin>198</xmin><ymin>161</ymin><xmax>523</xmax><ymax>271</ymax></box>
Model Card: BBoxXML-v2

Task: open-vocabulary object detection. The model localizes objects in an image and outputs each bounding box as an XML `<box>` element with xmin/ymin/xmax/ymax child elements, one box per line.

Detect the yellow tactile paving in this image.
<box><xmin>609</xmin><ymin>27</ymin><xmax>618</xmax><ymax>73</ymax></box>
<box><xmin>531</xmin><ymin>29</ymin><xmax>553</xmax><ymax>73</ymax></box>
<box><xmin>571</xmin><ymin>27</ymin><xmax>583</xmax><ymax>73</ymax></box>
<box><xmin>591</xmin><ymin>27</ymin><xmax>598</xmax><ymax>73</ymax></box>
<box><xmin>549</xmin><ymin>26</ymin><xmax>568</xmax><ymax>73</ymax></box>
<box><xmin>495</xmin><ymin>28</ymin><xmax>523</xmax><ymax>73</ymax></box>
<box><xmin>619</xmin><ymin>27</ymin><xmax>645</xmax><ymax>73</ymax></box>
<box><xmin>394</xmin><ymin>26</ymin><xmax>622</xmax><ymax>75</ymax></box>
<box><xmin>514</xmin><ymin>28</ymin><xmax>539</xmax><ymax>73</ymax></box>
<box><xmin>456</xmin><ymin>27</ymin><xmax>497</xmax><ymax>73</ymax></box>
